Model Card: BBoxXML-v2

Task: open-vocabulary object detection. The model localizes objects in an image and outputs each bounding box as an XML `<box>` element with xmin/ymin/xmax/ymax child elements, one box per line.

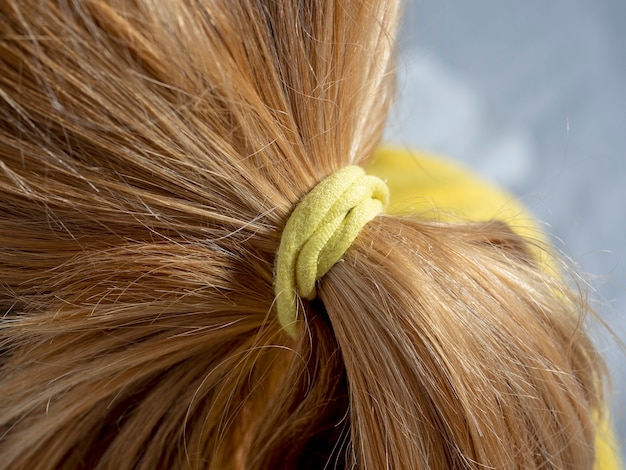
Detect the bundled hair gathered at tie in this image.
<box><xmin>0</xmin><ymin>0</ymin><xmax>611</xmax><ymax>468</ymax></box>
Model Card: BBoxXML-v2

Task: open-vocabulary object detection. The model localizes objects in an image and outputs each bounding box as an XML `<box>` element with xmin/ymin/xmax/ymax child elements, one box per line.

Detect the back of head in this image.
<box><xmin>0</xmin><ymin>0</ymin><xmax>604</xmax><ymax>468</ymax></box>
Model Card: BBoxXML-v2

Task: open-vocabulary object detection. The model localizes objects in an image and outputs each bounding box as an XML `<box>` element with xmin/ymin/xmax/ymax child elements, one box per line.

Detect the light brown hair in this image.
<box><xmin>0</xmin><ymin>0</ymin><xmax>605</xmax><ymax>468</ymax></box>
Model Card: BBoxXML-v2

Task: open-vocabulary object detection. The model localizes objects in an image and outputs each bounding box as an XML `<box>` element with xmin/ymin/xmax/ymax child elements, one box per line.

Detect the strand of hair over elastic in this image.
<box><xmin>274</xmin><ymin>165</ymin><xmax>389</xmax><ymax>337</ymax></box>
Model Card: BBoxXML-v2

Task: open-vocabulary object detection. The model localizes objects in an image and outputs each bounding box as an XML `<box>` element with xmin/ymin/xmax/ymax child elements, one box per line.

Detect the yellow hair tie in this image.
<box><xmin>274</xmin><ymin>165</ymin><xmax>389</xmax><ymax>337</ymax></box>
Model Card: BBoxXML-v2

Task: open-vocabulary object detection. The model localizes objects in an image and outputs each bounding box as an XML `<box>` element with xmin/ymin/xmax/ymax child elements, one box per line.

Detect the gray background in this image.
<box><xmin>387</xmin><ymin>0</ymin><xmax>625</xmax><ymax>457</ymax></box>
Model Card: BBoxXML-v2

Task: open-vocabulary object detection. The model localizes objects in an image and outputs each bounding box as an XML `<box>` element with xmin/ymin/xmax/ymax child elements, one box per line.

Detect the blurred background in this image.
<box><xmin>386</xmin><ymin>0</ymin><xmax>625</xmax><ymax>455</ymax></box>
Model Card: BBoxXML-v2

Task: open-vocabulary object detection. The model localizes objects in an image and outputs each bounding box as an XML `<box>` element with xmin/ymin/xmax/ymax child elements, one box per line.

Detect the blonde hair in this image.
<box><xmin>0</xmin><ymin>0</ymin><xmax>605</xmax><ymax>468</ymax></box>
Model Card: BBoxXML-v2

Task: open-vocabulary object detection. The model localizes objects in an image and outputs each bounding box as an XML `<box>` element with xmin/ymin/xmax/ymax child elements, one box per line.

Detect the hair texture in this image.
<box><xmin>0</xmin><ymin>0</ymin><xmax>606</xmax><ymax>468</ymax></box>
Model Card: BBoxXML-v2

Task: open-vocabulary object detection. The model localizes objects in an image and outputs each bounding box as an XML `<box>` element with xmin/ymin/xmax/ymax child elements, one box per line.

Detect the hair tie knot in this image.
<box><xmin>274</xmin><ymin>165</ymin><xmax>389</xmax><ymax>337</ymax></box>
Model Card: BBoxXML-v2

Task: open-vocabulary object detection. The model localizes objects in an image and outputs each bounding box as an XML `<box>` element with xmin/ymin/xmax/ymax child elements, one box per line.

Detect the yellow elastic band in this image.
<box><xmin>274</xmin><ymin>165</ymin><xmax>389</xmax><ymax>337</ymax></box>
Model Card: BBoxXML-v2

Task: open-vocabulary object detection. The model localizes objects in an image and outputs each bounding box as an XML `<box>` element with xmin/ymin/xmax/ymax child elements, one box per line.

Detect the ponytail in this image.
<box><xmin>0</xmin><ymin>0</ymin><xmax>606</xmax><ymax>468</ymax></box>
